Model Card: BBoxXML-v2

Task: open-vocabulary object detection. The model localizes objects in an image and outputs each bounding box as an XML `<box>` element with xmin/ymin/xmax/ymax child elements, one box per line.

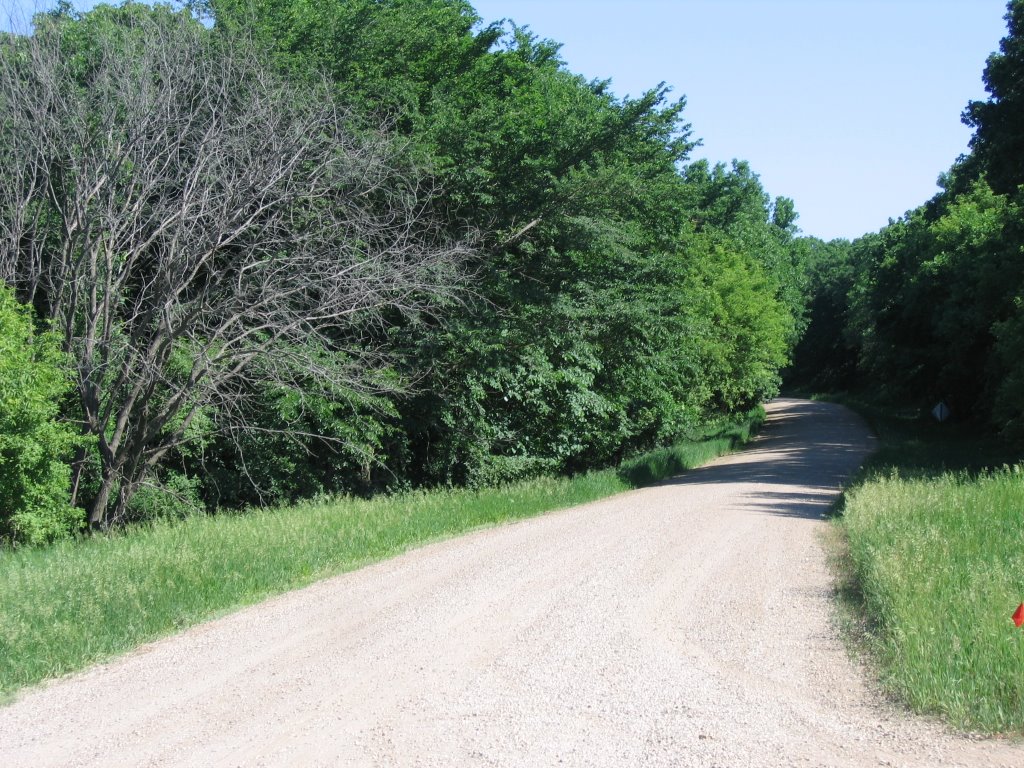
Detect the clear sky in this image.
<box><xmin>470</xmin><ymin>0</ymin><xmax>1010</xmax><ymax>241</ymax></box>
<box><xmin>5</xmin><ymin>1</ymin><xmax>1011</xmax><ymax>241</ymax></box>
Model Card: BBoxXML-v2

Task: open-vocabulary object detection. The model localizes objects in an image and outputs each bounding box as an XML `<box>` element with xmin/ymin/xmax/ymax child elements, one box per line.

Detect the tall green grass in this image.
<box><xmin>0</xmin><ymin>411</ymin><xmax>761</xmax><ymax>698</ymax></box>
<box><xmin>833</xmin><ymin>398</ymin><xmax>1024</xmax><ymax>732</ymax></box>
<box><xmin>843</xmin><ymin>469</ymin><xmax>1024</xmax><ymax>731</ymax></box>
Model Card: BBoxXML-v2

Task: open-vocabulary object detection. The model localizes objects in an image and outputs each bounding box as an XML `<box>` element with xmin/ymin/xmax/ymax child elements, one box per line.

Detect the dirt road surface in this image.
<box><xmin>2</xmin><ymin>399</ymin><xmax>1021</xmax><ymax>767</ymax></box>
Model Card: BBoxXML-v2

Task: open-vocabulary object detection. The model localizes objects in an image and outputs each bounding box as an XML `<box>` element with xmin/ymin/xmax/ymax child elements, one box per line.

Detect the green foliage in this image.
<box><xmin>202</xmin><ymin>0</ymin><xmax>804</xmax><ymax>495</ymax></box>
<box><xmin>806</xmin><ymin>174</ymin><xmax>1024</xmax><ymax>428</ymax></box>
<box><xmin>786</xmin><ymin>238</ymin><xmax>858</xmax><ymax>390</ymax></box>
<box><xmin>964</xmin><ymin>0</ymin><xmax>1024</xmax><ymax>195</ymax></box>
<box><xmin>683</xmin><ymin>159</ymin><xmax>812</xmax><ymax>343</ymax></box>
<box><xmin>680</xmin><ymin>233</ymin><xmax>792</xmax><ymax>411</ymax></box>
<box><xmin>210</xmin><ymin>0</ymin><xmax>486</xmax><ymax>135</ymax></box>
<box><xmin>992</xmin><ymin>300</ymin><xmax>1024</xmax><ymax>434</ymax></box>
<box><xmin>194</xmin><ymin>381</ymin><xmax>405</xmax><ymax>507</ymax></box>
<box><xmin>0</xmin><ymin>285</ymin><xmax>84</xmax><ymax>545</ymax></box>
<box><xmin>123</xmin><ymin>472</ymin><xmax>205</xmax><ymax>524</ymax></box>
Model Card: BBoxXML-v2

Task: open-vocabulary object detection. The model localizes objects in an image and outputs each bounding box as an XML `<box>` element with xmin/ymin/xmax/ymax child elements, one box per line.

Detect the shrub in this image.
<box><xmin>0</xmin><ymin>285</ymin><xmax>84</xmax><ymax>545</ymax></box>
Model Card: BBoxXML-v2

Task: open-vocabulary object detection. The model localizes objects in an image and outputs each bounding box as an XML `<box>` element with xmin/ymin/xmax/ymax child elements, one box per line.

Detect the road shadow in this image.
<box><xmin>657</xmin><ymin>399</ymin><xmax>875</xmax><ymax>520</ymax></box>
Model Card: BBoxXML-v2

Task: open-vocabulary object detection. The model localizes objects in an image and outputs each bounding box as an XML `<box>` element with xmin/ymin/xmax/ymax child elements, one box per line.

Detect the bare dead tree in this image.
<box><xmin>0</xmin><ymin>6</ymin><xmax>470</xmax><ymax>527</ymax></box>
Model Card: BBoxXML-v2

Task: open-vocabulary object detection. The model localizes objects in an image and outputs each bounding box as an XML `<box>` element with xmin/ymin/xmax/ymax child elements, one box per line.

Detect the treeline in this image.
<box><xmin>0</xmin><ymin>0</ymin><xmax>812</xmax><ymax>545</ymax></box>
<box><xmin>790</xmin><ymin>0</ymin><xmax>1024</xmax><ymax>434</ymax></box>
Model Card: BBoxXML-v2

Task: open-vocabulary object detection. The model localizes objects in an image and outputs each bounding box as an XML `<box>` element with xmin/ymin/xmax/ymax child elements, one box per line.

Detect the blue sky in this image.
<box><xmin>5</xmin><ymin>1</ymin><xmax>1011</xmax><ymax>240</ymax></box>
<box><xmin>470</xmin><ymin>0</ymin><xmax>1009</xmax><ymax>241</ymax></box>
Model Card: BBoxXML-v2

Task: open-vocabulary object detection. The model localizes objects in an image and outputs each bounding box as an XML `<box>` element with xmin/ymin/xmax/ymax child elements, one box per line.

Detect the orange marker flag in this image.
<box><xmin>1013</xmin><ymin>603</ymin><xmax>1024</xmax><ymax>628</ymax></box>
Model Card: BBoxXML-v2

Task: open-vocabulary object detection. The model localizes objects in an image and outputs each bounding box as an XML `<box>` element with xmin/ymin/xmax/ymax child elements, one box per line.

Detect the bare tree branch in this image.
<box><xmin>0</xmin><ymin>7</ymin><xmax>471</xmax><ymax>526</ymax></box>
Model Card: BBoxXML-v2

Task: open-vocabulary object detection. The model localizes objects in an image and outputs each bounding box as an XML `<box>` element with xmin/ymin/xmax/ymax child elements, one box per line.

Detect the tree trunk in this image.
<box><xmin>88</xmin><ymin>473</ymin><xmax>116</xmax><ymax>530</ymax></box>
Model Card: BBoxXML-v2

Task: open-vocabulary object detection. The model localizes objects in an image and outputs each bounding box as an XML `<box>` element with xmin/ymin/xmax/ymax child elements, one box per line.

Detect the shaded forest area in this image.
<box><xmin>1</xmin><ymin>0</ymin><xmax>816</xmax><ymax>545</ymax></box>
<box><xmin>790</xmin><ymin>2</ymin><xmax>1024</xmax><ymax>438</ymax></box>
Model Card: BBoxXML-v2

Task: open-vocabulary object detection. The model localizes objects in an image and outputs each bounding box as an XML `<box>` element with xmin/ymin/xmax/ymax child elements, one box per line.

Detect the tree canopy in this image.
<box><xmin>0</xmin><ymin>1</ymin><xmax>813</xmax><ymax>538</ymax></box>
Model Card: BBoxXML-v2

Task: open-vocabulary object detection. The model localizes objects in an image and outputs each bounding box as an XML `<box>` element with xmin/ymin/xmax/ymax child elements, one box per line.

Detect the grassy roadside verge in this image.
<box><xmin>0</xmin><ymin>408</ymin><xmax>763</xmax><ymax>699</ymax></box>
<box><xmin>828</xmin><ymin>397</ymin><xmax>1024</xmax><ymax>733</ymax></box>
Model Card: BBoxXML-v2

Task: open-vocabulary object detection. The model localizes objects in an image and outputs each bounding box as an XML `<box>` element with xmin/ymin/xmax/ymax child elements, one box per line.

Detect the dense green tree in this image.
<box><xmin>783</xmin><ymin>238</ymin><xmax>857</xmax><ymax>391</ymax></box>
<box><xmin>682</xmin><ymin>160</ymin><xmax>811</xmax><ymax>341</ymax></box>
<box><xmin>202</xmin><ymin>0</ymin><xmax>809</xmax><ymax>485</ymax></box>
<box><xmin>964</xmin><ymin>0</ymin><xmax>1024</xmax><ymax>195</ymax></box>
<box><xmin>796</xmin><ymin>171</ymin><xmax>1024</xmax><ymax>426</ymax></box>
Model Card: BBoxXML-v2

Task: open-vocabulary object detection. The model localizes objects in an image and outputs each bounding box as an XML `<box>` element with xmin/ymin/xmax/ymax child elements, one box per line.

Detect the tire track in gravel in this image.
<box><xmin>1</xmin><ymin>398</ymin><xmax>1021</xmax><ymax>767</ymax></box>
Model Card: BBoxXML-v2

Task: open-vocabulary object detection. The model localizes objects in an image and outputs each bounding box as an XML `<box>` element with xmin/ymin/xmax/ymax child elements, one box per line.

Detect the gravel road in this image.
<box><xmin>2</xmin><ymin>398</ymin><xmax>1021</xmax><ymax>767</ymax></box>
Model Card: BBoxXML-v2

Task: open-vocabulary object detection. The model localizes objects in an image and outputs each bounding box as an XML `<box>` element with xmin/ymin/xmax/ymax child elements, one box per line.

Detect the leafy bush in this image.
<box><xmin>124</xmin><ymin>472</ymin><xmax>206</xmax><ymax>524</ymax></box>
<box><xmin>0</xmin><ymin>285</ymin><xmax>84</xmax><ymax>545</ymax></box>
